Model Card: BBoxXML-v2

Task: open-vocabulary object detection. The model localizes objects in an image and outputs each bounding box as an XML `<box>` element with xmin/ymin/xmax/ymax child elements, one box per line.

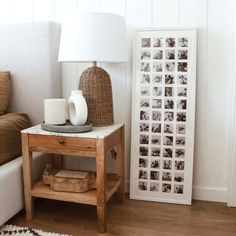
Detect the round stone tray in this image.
<box><xmin>41</xmin><ymin>121</ymin><xmax>92</xmax><ymax>133</ymax></box>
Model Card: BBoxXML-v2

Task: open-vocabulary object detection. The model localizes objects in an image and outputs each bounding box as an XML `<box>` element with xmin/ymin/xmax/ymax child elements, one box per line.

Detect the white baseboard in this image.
<box><xmin>192</xmin><ymin>186</ymin><xmax>227</xmax><ymax>203</ymax></box>
<box><xmin>125</xmin><ymin>180</ymin><xmax>227</xmax><ymax>203</ymax></box>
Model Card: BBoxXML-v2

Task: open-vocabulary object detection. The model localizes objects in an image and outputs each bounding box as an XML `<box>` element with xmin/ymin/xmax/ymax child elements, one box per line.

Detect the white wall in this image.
<box><xmin>0</xmin><ymin>0</ymin><xmax>235</xmax><ymax>202</ymax></box>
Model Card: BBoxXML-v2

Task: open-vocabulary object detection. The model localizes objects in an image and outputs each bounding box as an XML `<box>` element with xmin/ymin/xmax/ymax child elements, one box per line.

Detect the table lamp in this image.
<box><xmin>58</xmin><ymin>12</ymin><xmax>127</xmax><ymax>127</ymax></box>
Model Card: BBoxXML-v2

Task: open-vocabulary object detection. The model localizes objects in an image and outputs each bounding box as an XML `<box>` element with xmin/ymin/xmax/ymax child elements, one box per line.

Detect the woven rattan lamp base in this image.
<box><xmin>79</xmin><ymin>66</ymin><xmax>114</xmax><ymax>127</ymax></box>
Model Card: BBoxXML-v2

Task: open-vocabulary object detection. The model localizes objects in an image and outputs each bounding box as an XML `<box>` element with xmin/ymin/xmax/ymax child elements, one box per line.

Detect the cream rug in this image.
<box><xmin>0</xmin><ymin>225</ymin><xmax>71</xmax><ymax>236</ymax></box>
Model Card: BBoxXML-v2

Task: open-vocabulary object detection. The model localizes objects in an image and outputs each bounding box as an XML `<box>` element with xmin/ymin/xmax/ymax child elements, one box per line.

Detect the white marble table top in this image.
<box><xmin>21</xmin><ymin>123</ymin><xmax>124</xmax><ymax>139</ymax></box>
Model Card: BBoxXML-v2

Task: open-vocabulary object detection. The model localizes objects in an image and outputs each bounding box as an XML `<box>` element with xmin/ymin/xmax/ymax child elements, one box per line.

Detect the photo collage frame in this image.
<box><xmin>130</xmin><ymin>29</ymin><xmax>197</xmax><ymax>205</ymax></box>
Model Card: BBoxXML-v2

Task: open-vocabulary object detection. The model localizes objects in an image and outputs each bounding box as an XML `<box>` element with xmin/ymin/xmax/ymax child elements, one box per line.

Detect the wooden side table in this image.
<box><xmin>21</xmin><ymin>124</ymin><xmax>125</xmax><ymax>233</ymax></box>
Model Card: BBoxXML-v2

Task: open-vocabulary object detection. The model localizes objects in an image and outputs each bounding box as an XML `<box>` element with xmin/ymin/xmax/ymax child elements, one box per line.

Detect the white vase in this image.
<box><xmin>68</xmin><ymin>90</ymin><xmax>88</xmax><ymax>126</ymax></box>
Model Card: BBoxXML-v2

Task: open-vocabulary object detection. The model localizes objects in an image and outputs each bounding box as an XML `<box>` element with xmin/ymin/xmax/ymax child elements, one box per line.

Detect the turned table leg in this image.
<box><xmin>96</xmin><ymin>139</ymin><xmax>107</xmax><ymax>233</ymax></box>
<box><xmin>22</xmin><ymin>133</ymin><xmax>34</xmax><ymax>220</ymax></box>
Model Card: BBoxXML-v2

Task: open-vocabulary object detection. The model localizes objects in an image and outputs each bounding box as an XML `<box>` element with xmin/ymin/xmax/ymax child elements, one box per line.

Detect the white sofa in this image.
<box><xmin>0</xmin><ymin>22</ymin><xmax>61</xmax><ymax>225</ymax></box>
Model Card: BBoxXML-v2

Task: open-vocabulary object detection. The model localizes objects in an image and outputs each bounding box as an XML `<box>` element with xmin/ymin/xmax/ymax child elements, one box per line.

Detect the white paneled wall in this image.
<box><xmin>153</xmin><ymin>0</ymin><xmax>180</xmax><ymax>27</ymax></box>
<box><xmin>0</xmin><ymin>0</ymin><xmax>235</xmax><ymax>202</ymax></box>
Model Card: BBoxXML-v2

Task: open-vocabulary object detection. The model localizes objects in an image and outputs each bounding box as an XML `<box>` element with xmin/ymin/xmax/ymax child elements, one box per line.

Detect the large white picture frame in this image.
<box><xmin>130</xmin><ymin>28</ymin><xmax>197</xmax><ymax>205</ymax></box>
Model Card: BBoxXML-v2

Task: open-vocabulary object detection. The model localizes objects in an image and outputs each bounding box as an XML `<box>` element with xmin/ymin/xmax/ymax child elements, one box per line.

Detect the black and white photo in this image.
<box><xmin>165</xmin><ymin>37</ymin><xmax>175</xmax><ymax>47</ymax></box>
<box><xmin>140</xmin><ymin>134</ymin><xmax>149</xmax><ymax>144</ymax></box>
<box><xmin>153</xmin><ymin>50</ymin><xmax>163</xmax><ymax>59</ymax></box>
<box><xmin>152</xmin><ymin>99</ymin><xmax>162</xmax><ymax>109</ymax></box>
<box><xmin>153</xmin><ymin>62</ymin><xmax>163</xmax><ymax>72</ymax></box>
<box><xmin>152</xmin><ymin>111</ymin><xmax>161</xmax><ymax>121</ymax></box>
<box><xmin>163</xmin><ymin>160</ymin><xmax>172</xmax><ymax>170</ymax></box>
<box><xmin>138</xmin><ymin>181</ymin><xmax>147</xmax><ymax>191</ymax></box>
<box><xmin>177</xmin><ymin>87</ymin><xmax>187</xmax><ymax>97</ymax></box>
<box><xmin>150</xmin><ymin>171</ymin><xmax>159</xmax><ymax>180</ymax></box>
<box><xmin>176</xmin><ymin>112</ymin><xmax>186</xmax><ymax>122</ymax></box>
<box><xmin>162</xmin><ymin>172</ymin><xmax>172</xmax><ymax>181</ymax></box>
<box><xmin>164</xmin><ymin>111</ymin><xmax>174</xmax><ymax>122</ymax></box>
<box><xmin>176</xmin><ymin>124</ymin><xmax>186</xmax><ymax>134</ymax></box>
<box><xmin>140</xmin><ymin>123</ymin><xmax>149</xmax><ymax>132</ymax></box>
<box><xmin>177</xmin><ymin>75</ymin><xmax>187</xmax><ymax>85</ymax></box>
<box><xmin>151</xmin><ymin>135</ymin><xmax>161</xmax><ymax>148</ymax></box>
<box><xmin>174</xmin><ymin>185</ymin><xmax>184</xmax><ymax>194</ymax></box>
<box><xmin>140</xmin><ymin>98</ymin><xmax>150</xmax><ymax>108</ymax></box>
<box><xmin>164</xmin><ymin>124</ymin><xmax>173</xmax><ymax>133</ymax></box>
<box><xmin>176</xmin><ymin>137</ymin><xmax>186</xmax><ymax>146</ymax></box>
<box><xmin>164</xmin><ymin>99</ymin><xmax>174</xmax><ymax>109</ymax></box>
<box><xmin>140</xmin><ymin>110</ymin><xmax>149</xmax><ymax>120</ymax></box>
<box><xmin>165</xmin><ymin>75</ymin><xmax>175</xmax><ymax>84</ymax></box>
<box><xmin>139</xmin><ymin>146</ymin><xmax>148</xmax><ymax>156</ymax></box>
<box><xmin>150</xmin><ymin>183</ymin><xmax>159</xmax><ymax>192</ymax></box>
<box><xmin>140</xmin><ymin>87</ymin><xmax>150</xmax><ymax>96</ymax></box>
<box><xmin>178</xmin><ymin>50</ymin><xmax>188</xmax><ymax>59</ymax></box>
<box><xmin>165</xmin><ymin>49</ymin><xmax>175</xmax><ymax>59</ymax></box>
<box><xmin>151</xmin><ymin>147</ymin><xmax>161</xmax><ymax>157</ymax></box>
<box><xmin>151</xmin><ymin>159</ymin><xmax>160</xmax><ymax>168</ymax></box>
<box><xmin>153</xmin><ymin>37</ymin><xmax>163</xmax><ymax>47</ymax></box>
<box><xmin>163</xmin><ymin>136</ymin><xmax>173</xmax><ymax>146</ymax></box>
<box><xmin>141</xmin><ymin>74</ymin><xmax>150</xmax><ymax>84</ymax></box>
<box><xmin>141</xmin><ymin>38</ymin><xmax>151</xmax><ymax>47</ymax></box>
<box><xmin>151</xmin><ymin>135</ymin><xmax>161</xmax><ymax>145</ymax></box>
<box><xmin>175</xmin><ymin>149</ymin><xmax>185</xmax><ymax>158</ymax></box>
<box><xmin>165</xmin><ymin>87</ymin><xmax>174</xmax><ymax>97</ymax></box>
<box><xmin>139</xmin><ymin>158</ymin><xmax>148</xmax><ymax>168</ymax></box>
<box><xmin>153</xmin><ymin>74</ymin><xmax>162</xmax><ymax>84</ymax></box>
<box><xmin>178</xmin><ymin>37</ymin><xmax>188</xmax><ymax>47</ymax></box>
<box><xmin>178</xmin><ymin>62</ymin><xmax>187</xmax><ymax>72</ymax></box>
<box><xmin>177</xmin><ymin>100</ymin><xmax>187</xmax><ymax>109</ymax></box>
<box><xmin>139</xmin><ymin>170</ymin><xmax>148</xmax><ymax>179</ymax></box>
<box><xmin>141</xmin><ymin>50</ymin><xmax>151</xmax><ymax>60</ymax></box>
<box><xmin>153</xmin><ymin>87</ymin><xmax>162</xmax><ymax>96</ymax></box>
<box><xmin>165</xmin><ymin>62</ymin><xmax>175</xmax><ymax>72</ymax></box>
<box><xmin>174</xmin><ymin>173</ymin><xmax>184</xmax><ymax>182</ymax></box>
<box><xmin>162</xmin><ymin>183</ymin><xmax>171</xmax><ymax>193</ymax></box>
<box><xmin>152</xmin><ymin>123</ymin><xmax>161</xmax><ymax>133</ymax></box>
<box><xmin>163</xmin><ymin>148</ymin><xmax>173</xmax><ymax>158</ymax></box>
<box><xmin>141</xmin><ymin>62</ymin><xmax>150</xmax><ymax>72</ymax></box>
<box><xmin>175</xmin><ymin>161</ymin><xmax>185</xmax><ymax>170</ymax></box>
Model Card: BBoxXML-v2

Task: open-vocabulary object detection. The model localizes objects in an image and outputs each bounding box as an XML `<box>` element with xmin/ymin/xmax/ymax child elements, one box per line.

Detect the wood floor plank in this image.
<box><xmin>8</xmin><ymin>195</ymin><xmax>236</xmax><ymax>236</ymax></box>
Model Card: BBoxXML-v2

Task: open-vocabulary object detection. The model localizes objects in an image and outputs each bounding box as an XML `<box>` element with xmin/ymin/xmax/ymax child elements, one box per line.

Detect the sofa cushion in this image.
<box><xmin>0</xmin><ymin>113</ymin><xmax>31</xmax><ymax>165</ymax></box>
<box><xmin>0</xmin><ymin>71</ymin><xmax>11</xmax><ymax>115</ymax></box>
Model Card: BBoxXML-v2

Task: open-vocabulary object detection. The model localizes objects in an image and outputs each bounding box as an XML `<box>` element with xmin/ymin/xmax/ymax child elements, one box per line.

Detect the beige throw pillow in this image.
<box><xmin>0</xmin><ymin>71</ymin><xmax>11</xmax><ymax>115</ymax></box>
<box><xmin>0</xmin><ymin>113</ymin><xmax>31</xmax><ymax>165</ymax></box>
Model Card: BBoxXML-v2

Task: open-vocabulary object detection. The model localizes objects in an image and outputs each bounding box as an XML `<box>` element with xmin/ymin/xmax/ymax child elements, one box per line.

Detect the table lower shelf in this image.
<box><xmin>31</xmin><ymin>175</ymin><xmax>121</xmax><ymax>206</ymax></box>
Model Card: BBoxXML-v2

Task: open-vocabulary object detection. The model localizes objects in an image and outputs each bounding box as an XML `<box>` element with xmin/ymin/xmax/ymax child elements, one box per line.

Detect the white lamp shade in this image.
<box><xmin>58</xmin><ymin>12</ymin><xmax>128</xmax><ymax>63</ymax></box>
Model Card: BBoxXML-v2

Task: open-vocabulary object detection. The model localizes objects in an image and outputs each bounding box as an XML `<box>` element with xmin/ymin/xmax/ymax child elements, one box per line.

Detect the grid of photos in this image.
<box><xmin>136</xmin><ymin>33</ymin><xmax>191</xmax><ymax>199</ymax></box>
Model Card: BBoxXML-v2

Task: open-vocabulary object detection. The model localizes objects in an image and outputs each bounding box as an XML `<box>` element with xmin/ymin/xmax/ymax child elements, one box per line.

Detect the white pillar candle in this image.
<box><xmin>44</xmin><ymin>99</ymin><xmax>66</xmax><ymax>125</ymax></box>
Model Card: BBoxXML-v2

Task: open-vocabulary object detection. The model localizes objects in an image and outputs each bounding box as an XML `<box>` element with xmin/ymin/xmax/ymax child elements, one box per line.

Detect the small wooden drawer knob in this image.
<box><xmin>58</xmin><ymin>139</ymin><xmax>65</xmax><ymax>145</ymax></box>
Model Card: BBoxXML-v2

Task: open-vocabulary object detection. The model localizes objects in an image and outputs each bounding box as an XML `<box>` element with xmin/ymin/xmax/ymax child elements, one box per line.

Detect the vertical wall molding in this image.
<box><xmin>31</xmin><ymin>0</ymin><xmax>34</xmax><ymax>22</ymax></box>
<box><xmin>178</xmin><ymin>0</ymin><xmax>181</xmax><ymax>26</ymax></box>
<box><xmin>227</xmin><ymin>0</ymin><xmax>236</xmax><ymax>207</ymax></box>
<box><xmin>52</xmin><ymin>0</ymin><xmax>56</xmax><ymax>21</ymax></box>
<box><xmin>150</xmin><ymin>0</ymin><xmax>154</xmax><ymax>27</ymax></box>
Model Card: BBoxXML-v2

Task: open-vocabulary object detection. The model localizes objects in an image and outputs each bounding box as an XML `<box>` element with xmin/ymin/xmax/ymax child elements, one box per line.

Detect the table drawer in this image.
<box><xmin>28</xmin><ymin>134</ymin><xmax>96</xmax><ymax>156</ymax></box>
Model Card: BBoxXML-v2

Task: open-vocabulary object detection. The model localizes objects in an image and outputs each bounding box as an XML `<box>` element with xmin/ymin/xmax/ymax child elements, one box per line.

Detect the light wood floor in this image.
<box><xmin>8</xmin><ymin>195</ymin><xmax>236</xmax><ymax>236</ymax></box>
